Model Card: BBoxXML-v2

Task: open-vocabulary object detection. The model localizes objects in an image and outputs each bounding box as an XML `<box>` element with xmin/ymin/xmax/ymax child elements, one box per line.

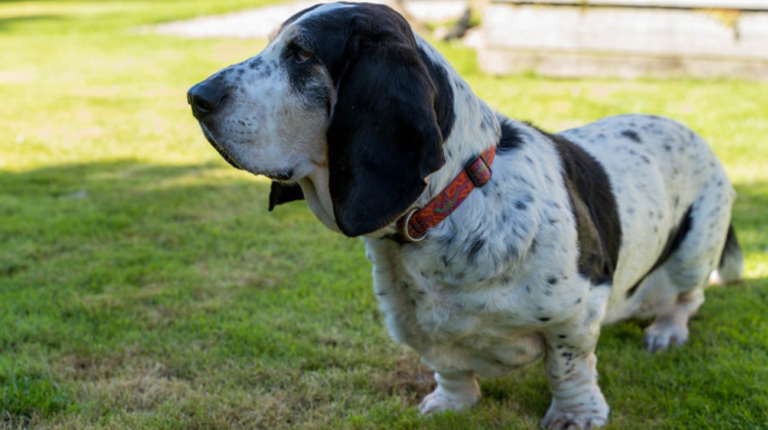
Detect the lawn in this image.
<box><xmin>0</xmin><ymin>1</ymin><xmax>766</xmax><ymax>429</ymax></box>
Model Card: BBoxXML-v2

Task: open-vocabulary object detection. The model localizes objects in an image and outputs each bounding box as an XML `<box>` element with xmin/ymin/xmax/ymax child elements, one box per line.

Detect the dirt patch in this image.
<box><xmin>56</xmin><ymin>353</ymin><xmax>134</xmax><ymax>381</ymax></box>
<box><xmin>374</xmin><ymin>353</ymin><xmax>436</xmax><ymax>405</ymax></box>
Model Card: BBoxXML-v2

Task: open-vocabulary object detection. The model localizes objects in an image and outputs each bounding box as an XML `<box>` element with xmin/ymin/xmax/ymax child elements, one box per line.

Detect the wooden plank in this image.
<box><xmin>490</xmin><ymin>0</ymin><xmax>768</xmax><ymax>10</ymax></box>
<box><xmin>482</xmin><ymin>5</ymin><xmax>768</xmax><ymax>60</ymax></box>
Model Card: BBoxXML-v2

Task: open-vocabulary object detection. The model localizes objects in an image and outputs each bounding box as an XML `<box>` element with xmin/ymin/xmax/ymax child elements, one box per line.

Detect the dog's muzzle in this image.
<box><xmin>187</xmin><ymin>81</ymin><xmax>244</xmax><ymax>170</ymax></box>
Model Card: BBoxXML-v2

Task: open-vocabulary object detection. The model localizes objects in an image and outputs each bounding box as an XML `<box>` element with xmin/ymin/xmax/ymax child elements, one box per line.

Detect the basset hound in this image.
<box><xmin>187</xmin><ymin>3</ymin><xmax>743</xmax><ymax>428</ymax></box>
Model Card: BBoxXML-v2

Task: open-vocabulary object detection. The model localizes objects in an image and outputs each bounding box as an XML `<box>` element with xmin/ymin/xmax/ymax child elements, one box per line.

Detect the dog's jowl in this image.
<box><xmin>188</xmin><ymin>3</ymin><xmax>743</xmax><ymax>428</ymax></box>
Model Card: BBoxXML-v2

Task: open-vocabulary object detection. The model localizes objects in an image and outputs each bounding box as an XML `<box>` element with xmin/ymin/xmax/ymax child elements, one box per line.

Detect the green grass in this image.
<box><xmin>1</xmin><ymin>1</ymin><xmax>767</xmax><ymax>429</ymax></box>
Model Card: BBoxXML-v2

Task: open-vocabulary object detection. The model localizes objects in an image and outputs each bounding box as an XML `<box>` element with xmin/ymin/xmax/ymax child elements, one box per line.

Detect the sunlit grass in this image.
<box><xmin>0</xmin><ymin>1</ymin><xmax>766</xmax><ymax>429</ymax></box>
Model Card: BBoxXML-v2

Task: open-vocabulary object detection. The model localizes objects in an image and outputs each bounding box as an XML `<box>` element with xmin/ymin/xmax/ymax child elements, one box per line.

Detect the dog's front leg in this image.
<box><xmin>540</xmin><ymin>306</ymin><xmax>610</xmax><ymax>429</ymax></box>
<box><xmin>419</xmin><ymin>370</ymin><xmax>480</xmax><ymax>415</ymax></box>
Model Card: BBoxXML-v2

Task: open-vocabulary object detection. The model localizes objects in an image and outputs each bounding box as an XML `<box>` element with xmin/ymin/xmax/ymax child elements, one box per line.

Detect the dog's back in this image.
<box><xmin>557</xmin><ymin>114</ymin><xmax>740</xmax><ymax>330</ymax></box>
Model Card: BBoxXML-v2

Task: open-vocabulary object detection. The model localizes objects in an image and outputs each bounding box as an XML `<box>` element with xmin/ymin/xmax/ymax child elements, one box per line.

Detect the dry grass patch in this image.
<box><xmin>374</xmin><ymin>354</ymin><xmax>436</xmax><ymax>405</ymax></box>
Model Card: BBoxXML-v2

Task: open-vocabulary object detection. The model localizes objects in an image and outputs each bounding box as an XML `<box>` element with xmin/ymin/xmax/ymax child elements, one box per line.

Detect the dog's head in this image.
<box><xmin>187</xmin><ymin>2</ymin><xmax>454</xmax><ymax>237</ymax></box>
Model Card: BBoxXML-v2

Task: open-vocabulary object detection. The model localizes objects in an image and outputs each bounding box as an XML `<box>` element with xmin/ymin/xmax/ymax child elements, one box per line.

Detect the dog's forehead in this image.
<box><xmin>272</xmin><ymin>2</ymin><xmax>356</xmax><ymax>43</ymax></box>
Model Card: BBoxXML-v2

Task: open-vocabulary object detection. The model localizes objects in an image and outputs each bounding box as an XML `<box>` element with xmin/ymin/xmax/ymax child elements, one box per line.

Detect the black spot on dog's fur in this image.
<box><xmin>506</xmin><ymin>240</ymin><xmax>520</xmax><ymax>261</ymax></box>
<box><xmin>441</xmin><ymin>254</ymin><xmax>452</xmax><ymax>268</ymax></box>
<box><xmin>468</xmin><ymin>238</ymin><xmax>485</xmax><ymax>260</ymax></box>
<box><xmin>622</xmin><ymin>130</ymin><xmax>641</xmax><ymax>143</ymax></box>
<box><xmin>480</xmin><ymin>109</ymin><xmax>495</xmax><ymax>132</ymax></box>
<box><xmin>249</xmin><ymin>58</ymin><xmax>264</xmax><ymax>69</ymax></box>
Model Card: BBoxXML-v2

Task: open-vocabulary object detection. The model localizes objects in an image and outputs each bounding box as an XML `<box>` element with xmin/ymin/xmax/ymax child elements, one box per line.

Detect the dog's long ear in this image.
<box><xmin>327</xmin><ymin>22</ymin><xmax>446</xmax><ymax>237</ymax></box>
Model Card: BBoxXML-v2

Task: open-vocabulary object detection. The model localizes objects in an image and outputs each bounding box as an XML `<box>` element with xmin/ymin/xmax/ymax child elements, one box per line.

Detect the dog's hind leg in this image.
<box><xmin>642</xmin><ymin>173</ymin><xmax>737</xmax><ymax>353</ymax></box>
<box><xmin>643</xmin><ymin>279</ymin><xmax>705</xmax><ymax>352</ymax></box>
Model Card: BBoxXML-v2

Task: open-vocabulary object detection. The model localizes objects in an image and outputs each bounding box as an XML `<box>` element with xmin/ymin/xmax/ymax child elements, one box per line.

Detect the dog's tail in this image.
<box><xmin>710</xmin><ymin>224</ymin><xmax>744</xmax><ymax>286</ymax></box>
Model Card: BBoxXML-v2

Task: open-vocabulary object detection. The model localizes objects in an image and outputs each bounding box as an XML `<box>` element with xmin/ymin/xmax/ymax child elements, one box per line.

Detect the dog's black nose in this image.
<box><xmin>187</xmin><ymin>81</ymin><xmax>228</xmax><ymax>118</ymax></box>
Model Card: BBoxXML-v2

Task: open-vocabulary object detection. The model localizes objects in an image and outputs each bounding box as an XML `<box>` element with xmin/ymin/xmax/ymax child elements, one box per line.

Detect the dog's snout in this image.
<box><xmin>187</xmin><ymin>81</ymin><xmax>228</xmax><ymax>118</ymax></box>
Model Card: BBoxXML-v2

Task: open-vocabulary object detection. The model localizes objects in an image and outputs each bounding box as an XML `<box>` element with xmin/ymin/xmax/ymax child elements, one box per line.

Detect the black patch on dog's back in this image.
<box><xmin>537</xmin><ymin>127</ymin><xmax>622</xmax><ymax>286</ymax></box>
<box><xmin>626</xmin><ymin>205</ymin><xmax>694</xmax><ymax>298</ymax></box>
<box><xmin>498</xmin><ymin>118</ymin><xmax>526</xmax><ymax>154</ymax></box>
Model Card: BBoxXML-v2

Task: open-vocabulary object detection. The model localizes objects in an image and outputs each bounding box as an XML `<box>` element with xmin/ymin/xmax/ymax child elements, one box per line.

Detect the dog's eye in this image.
<box><xmin>296</xmin><ymin>48</ymin><xmax>312</xmax><ymax>63</ymax></box>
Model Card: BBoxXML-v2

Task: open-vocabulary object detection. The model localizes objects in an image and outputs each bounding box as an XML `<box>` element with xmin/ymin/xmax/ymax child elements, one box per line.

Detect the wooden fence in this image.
<box><xmin>479</xmin><ymin>0</ymin><xmax>768</xmax><ymax>80</ymax></box>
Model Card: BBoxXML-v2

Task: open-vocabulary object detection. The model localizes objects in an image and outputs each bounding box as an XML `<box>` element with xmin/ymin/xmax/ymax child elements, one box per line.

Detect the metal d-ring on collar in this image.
<box><xmin>401</xmin><ymin>207</ymin><xmax>427</xmax><ymax>242</ymax></box>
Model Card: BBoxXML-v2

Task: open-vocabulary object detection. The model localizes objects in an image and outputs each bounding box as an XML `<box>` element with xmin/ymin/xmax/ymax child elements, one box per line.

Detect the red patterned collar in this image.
<box><xmin>395</xmin><ymin>146</ymin><xmax>496</xmax><ymax>243</ymax></box>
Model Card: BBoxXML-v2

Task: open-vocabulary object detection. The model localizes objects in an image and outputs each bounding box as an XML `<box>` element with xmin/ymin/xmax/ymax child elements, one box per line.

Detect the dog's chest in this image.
<box><xmin>391</xmin><ymin>266</ymin><xmax>500</xmax><ymax>338</ymax></box>
<box><xmin>364</xmin><ymin>237</ymin><xmax>574</xmax><ymax>375</ymax></box>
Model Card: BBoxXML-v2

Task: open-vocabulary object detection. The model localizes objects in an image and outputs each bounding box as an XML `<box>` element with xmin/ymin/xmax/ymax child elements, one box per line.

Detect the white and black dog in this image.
<box><xmin>187</xmin><ymin>3</ymin><xmax>743</xmax><ymax>428</ymax></box>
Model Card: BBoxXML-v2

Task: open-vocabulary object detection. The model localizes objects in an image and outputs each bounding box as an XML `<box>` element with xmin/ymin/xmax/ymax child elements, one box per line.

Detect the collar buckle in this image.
<box><xmin>465</xmin><ymin>154</ymin><xmax>492</xmax><ymax>188</ymax></box>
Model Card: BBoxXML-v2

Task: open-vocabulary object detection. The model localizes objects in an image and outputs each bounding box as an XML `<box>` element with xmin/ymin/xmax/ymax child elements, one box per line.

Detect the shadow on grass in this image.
<box><xmin>0</xmin><ymin>159</ymin><xmax>348</xmax><ymax>425</ymax></box>
<box><xmin>0</xmin><ymin>159</ymin><xmax>285</xmax><ymax>284</ymax></box>
<box><xmin>0</xmin><ymin>160</ymin><xmax>765</xmax><ymax>309</ymax></box>
<box><xmin>0</xmin><ymin>15</ymin><xmax>65</xmax><ymax>32</ymax></box>
<box><xmin>0</xmin><ymin>370</ymin><xmax>73</xmax><ymax>427</ymax></box>
<box><xmin>2</xmin><ymin>160</ymin><xmax>764</xmax><ymax>278</ymax></box>
<box><xmin>0</xmin><ymin>159</ymin><xmax>261</xmax><ymax>201</ymax></box>
<box><xmin>733</xmin><ymin>181</ymin><xmax>768</xmax><ymax>260</ymax></box>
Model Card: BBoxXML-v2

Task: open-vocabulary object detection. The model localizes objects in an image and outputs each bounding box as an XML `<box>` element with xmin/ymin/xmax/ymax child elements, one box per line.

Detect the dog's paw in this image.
<box><xmin>644</xmin><ymin>321</ymin><xmax>689</xmax><ymax>353</ymax></box>
<box><xmin>418</xmin><ymin>383</ymin><xmax>480</xmax><ymax>415</ymax></box>
<box><xmin>540</xmin><ymin>400</ymin><xmax>609</xmax><ymax>429</ymax></box>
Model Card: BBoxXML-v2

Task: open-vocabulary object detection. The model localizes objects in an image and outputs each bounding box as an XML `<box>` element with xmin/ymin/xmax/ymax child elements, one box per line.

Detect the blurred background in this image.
<box><xmin>1</xmin><ymin>1</ymin><xmax>766</xmax><ymax>429</ymax></box>
<box><xmin>158</xmin><ymin>0</ymin><xmax>768</xmax><ymax>81</ymax></box>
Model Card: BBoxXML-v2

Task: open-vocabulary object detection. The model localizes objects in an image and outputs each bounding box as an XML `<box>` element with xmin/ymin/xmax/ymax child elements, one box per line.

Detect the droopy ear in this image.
<box><xmin>268</xmin><ymin>181</ymin><xmax>304</xmax><ymax>212</ymax></box>
<box><xmin>327</xmin><ymin>32</ymin><xmax>446</xmax><ymax>237</ymax></box>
